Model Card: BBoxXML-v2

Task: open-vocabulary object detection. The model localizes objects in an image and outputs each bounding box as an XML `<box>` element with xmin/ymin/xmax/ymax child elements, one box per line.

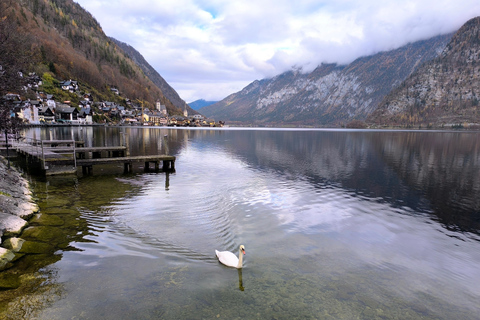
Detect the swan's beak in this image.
<box><xmin>242</xmin><ymin>249</ymin><xmax>246</xmax><ymax>255</ymax></box>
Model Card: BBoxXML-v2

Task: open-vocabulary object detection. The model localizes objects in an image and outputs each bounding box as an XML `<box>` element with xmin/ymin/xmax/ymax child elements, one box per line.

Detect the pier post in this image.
<box><xmin>165</xmin><ymin>172</ymin><xmax>170</xmax><ymax>190</ymax></box>
<box><xmin>125</xmin><ymin>134</ymin><xmax>130</xmax><ymax>156</ymax></box>
<box><xmin>82</xmin><ymin>165</ymin><xmax>93</xmax><ymax>175</ymax></box>
<box><xmin>162</xmin><ymin>160</ymin><xmax>169</xmax><ymax>171</ymax></box>
<box><xmin>124</xmin><ymin>162</ymin><xmax>132</xmax><ymax>174</ymax></box>
<box><xmin>163</xmin><ymin>135</ymin><xmax>169</xmax><ymax>155</ymax></box>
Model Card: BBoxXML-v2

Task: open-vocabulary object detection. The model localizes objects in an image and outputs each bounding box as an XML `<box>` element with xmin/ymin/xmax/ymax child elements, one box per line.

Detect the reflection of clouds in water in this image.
<box><xmin>246</xmin><ymin>177</ymin><xmax>354</xmax><ymax>233</ymax></box>
<box><xmin>275</xmin><ymin>196</ymin><xmax>353</xmax><ymax>233</ymax></box>
<box><xmin>239</xmin><ymin>171</ymin><xmax>480</xmax><ymax>299</ymax></box>
<box><xmin>111</xmin><ymin>139</ymin><xmax>480</xmax><ymax>302</ymax></box>
<box><xmin>339</xmin><ymin>201</ymin><xmax>480</xmax><ymax>299</ymax></box>
<box><xmin>107</xmin><ymin>146</ymin><xmax>259</xmax><ymax>257</ymax></box>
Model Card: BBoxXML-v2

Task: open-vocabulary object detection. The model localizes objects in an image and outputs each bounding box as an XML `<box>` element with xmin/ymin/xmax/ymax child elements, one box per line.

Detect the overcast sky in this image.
<box><xmin>74</xmin><ymin>0</ymin><xmax>480</xmax><ymax>103</ymax></box>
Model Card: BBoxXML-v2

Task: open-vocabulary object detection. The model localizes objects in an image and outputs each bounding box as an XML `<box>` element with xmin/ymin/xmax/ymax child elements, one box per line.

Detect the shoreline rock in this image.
<box><xmin>0</xmin><ymin>156</ymin><xmax>39</xmax><ymax>270</ymax></box>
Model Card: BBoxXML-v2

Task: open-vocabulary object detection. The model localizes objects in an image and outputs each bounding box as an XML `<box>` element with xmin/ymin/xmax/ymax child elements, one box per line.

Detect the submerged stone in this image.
<box><xmin>0</xmin><ymin>272</ymin><xmax>20</xmax><ymax>289</ymax></box>
<box><xmin>18</xmin><ymin>240</ymin><xmax>55</xmax><ymax>254</ymax></box>
<box><xmin>2</xmin><ymin>237</ymin><xmax>25</xmax><ymax>252</ymax></box>
<box><xmin>20</xmin><ymin>226</ymin><xmax>66</xmax><ymax>243</ymax></box>
<box><xmin>0</xmin><ymin>247</ymin><xmax>16</xmax><ymax>270</ymax></box>
<box><xmin>29</xmin><ymin>214</ymin><xmax>64</xmax><ymax>227</ymax></box>
<box><xmin>41</xmin><ymin>207</ymin><xmax>78</xmax><ymax>215</ymax></box>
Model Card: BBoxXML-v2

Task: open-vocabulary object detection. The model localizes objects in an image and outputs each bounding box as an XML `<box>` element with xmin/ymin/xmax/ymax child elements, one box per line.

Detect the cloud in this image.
<box><xmin>75</xmin><ymin>0</ymin><xmax>480</xmax><ymax>102</ymax></box>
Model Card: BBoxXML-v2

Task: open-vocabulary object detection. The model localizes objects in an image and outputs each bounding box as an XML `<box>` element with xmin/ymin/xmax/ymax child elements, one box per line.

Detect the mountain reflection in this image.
<box><xmin>23</xmin><ymin>127</ymin><xmax>480</xmax><ymax>236</ymax></box>
<box><xmin>211</xmin><ymin>129</ymin><xmax>480</xmax><ymax>236</ymax></box>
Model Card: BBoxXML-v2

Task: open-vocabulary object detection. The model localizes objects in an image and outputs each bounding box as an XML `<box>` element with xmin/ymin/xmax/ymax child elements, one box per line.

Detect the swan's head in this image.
<box><xmin>240</xmin><ymin>245</ymin><xmax>246</xmax><ymax>255</ymax></box>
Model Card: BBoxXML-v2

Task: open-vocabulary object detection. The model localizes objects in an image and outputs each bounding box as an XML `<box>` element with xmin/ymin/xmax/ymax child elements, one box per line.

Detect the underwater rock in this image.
<box><xmin>18</xmin><ymin>240</ymin><xmax>55</xmax><ymax>254</ymax></box>
<box><xmin>30</xmin><ymin>214</ymin><xmax>65</xmax><ymax>227</ymax></box>
<box><xmin>21</xmin><ymin>226</ymin><xmax>66</xmax><ymax>243</ymax></box>
<box><xmin>0</xmin><ymin>247</ymin><xmax>16</xmax><ymax>270</ymax></box>
<box><xmin>0</xmin><ymin>272</ymin><xmax>20</xmax><ymax>289</ymax></box>
<box><xmin>2</xmin><ymin>237</ymin><xmax>25</xmax><ymax>252</ymax></box>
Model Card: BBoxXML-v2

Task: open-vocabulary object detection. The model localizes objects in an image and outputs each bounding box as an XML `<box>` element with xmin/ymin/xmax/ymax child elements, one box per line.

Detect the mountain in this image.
<box><xmin>110</xmin><ymin>38</ymin><xmax>197</xmax><ymax>115</ymax></box>
<box><xmin>201</xmin><ymin>34</ymin><xmax>453</xmax><ymax>127</ymax></box>
<box><xmin>189</xmin><ymin>99</ymin><xmax>218</xmax><ymax>110</ymax></box>
<box><xmin>2</xmin><ymin>0</ymin><xmax>183</xmax><ymax>114</ymax></box>
<box><xmin>367</xmin><ymin>17</ymin><xmax>480</xmax><ymax>128</ymax></box>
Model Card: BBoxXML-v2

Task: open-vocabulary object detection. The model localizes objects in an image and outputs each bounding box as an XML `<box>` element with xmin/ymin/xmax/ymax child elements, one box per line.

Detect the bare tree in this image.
<box><xmin>0</xmin><ymin>8</ymin><xmax>34</xmax><ymax>135</ymax></box>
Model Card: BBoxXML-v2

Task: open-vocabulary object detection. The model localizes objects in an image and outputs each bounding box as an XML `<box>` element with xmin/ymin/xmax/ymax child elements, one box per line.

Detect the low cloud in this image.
<box><xmin>75</xmin><ymin>0</ymin><xmax>480</xmax><ymax>101</ymax></box>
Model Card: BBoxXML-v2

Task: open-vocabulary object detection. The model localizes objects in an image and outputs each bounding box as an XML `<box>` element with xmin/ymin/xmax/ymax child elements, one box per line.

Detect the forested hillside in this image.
<box><xmin>2</xmin><ymin>0</ymin><xmax>182</xmax><ymax>114</ymax></box>
<box><xmin>110</xmin><ymin>37</ymin><xmax>196</xmax><ymax>114</ymax></box>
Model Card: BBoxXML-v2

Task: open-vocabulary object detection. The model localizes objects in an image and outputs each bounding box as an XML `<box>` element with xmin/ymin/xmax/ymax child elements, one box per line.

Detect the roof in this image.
<box><xmin>79</xmin><ymin>108</ymin><xmax>91</xmax><ymax>116</ymax></box>
<box><xmin>55</xmin><ymin>105</ymin><xmax>78</xmax><ymax>114</ymax></box>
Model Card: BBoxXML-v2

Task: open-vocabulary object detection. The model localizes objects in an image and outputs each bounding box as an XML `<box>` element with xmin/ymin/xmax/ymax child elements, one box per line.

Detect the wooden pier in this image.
<box><xmin>12</xmin><ymin>138</ymin><xmax>175</xmax><ymax>176</ymax></box>
<box><xmin>77</xmin><ymin>155</ymin><xmax>175</xmax><ymax>174</ymax></box>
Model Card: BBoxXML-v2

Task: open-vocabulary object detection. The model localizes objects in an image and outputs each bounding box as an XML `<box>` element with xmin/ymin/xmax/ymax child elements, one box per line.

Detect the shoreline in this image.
<box><xmin>0</xmin><ymin>156</ymin><xmax>39</xmax><ymax>270</ymax></box>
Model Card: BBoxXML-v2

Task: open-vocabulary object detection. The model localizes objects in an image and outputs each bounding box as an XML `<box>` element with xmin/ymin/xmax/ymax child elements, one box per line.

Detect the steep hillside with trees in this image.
<box><xmin>110</xmin><ymin>37</ymin><xmax>197</xmax><ymax>115</ymax></box>
<box><xmin>1</xmin><ymin>0</ymin><xmax>183</xmax><ymax>114</ymax></box>
<box><xmin>0</xmin><ymin>10</ymin><xmax>34</xmax><ymax>133</ymax></box>
<box><xmin>367</xmin><ymin>17</ymin><xmax>480</xmax><ymax>128</ymax></box>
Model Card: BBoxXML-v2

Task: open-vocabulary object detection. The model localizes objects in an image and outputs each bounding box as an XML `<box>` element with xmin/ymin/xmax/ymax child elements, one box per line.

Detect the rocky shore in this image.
<box><xmin>0</xmin><ymin>156</ymin><xmax>39</xmax><ymax>270</ymax></box>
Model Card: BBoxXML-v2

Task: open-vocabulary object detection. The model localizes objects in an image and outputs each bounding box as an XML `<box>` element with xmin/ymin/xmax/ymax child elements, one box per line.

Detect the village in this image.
<box><xmin>4</xmin><ymin>73</ymin><xmax>224</xmax><ymax>128</ymax></box>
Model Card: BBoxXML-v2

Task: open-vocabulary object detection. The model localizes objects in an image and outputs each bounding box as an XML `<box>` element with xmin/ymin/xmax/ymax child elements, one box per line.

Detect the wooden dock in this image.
<box><xmin>12</xmin><ymin>138</ymin><xmax>175</xmax><ymax>175</ymax></box>
<box><xmin>77</xmin><ymin>155</ymin><xmax>175</xmax><ymax>174</ymax></box>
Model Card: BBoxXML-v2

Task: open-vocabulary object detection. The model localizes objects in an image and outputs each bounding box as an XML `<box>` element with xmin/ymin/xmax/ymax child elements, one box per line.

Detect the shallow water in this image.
<box><xmin>1</xmin><ymin>127</ymin><xmax>480</xmax><ymax>319</ymax></box>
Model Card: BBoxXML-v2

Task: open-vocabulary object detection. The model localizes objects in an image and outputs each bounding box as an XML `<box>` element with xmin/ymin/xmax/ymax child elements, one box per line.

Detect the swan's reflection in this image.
<box><xmin>238</xmin><ymin>268</ymin><xmax>244</xmax><ymax>291</ymax></box>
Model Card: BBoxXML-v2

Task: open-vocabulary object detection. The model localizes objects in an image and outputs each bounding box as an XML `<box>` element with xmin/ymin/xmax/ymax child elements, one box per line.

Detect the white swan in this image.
<box><xmin>215</xmin><ymin>245</ymin><xmax>246</xmax><ymax>268</ymax></box>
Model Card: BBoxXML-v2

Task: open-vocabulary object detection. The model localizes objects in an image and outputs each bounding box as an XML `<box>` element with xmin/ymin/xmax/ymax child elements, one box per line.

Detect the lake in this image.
<box><xmin>1</xmin><ymin>127</ymin><xmax>480</xmax><ymax>319</ymax></box>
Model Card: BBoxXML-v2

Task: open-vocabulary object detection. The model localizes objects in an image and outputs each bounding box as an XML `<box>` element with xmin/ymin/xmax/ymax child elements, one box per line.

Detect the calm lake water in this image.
<box><xmin>1</xmin><ymin>127</ymin><xmax>480</xmax><ymax>319</ymax></box>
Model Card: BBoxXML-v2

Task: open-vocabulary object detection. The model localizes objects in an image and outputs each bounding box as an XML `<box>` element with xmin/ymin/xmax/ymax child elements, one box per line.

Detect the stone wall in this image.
<box><xmin>0</xmin><ymin>157</ymin><xmax>39</xmax><ymax>270</ymax></box>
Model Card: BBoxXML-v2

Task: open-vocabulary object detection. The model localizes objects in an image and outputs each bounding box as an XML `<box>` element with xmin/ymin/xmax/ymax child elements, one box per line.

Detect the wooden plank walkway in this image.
<box><xmin>12</xmin><ymin>138</ymin><xmax>175</xmax><ymax>175</ymax></box>
<box><xmin>16</xmin><ymin>143</ymin><xmax>74</xmax><ymax>160</ymax></box>
<box><xmin>39</xmin><ymin>140</ymin><xmax>85</xmax><ymax>147</ymax></box>
<box><xmin>77</xmin><ymin>155</ymin><xmax>175</xmax><ymax>174</ymax></box>
<box><xmin>43</xmin><ymin>146</ymin><xmax>127</xmax><ymax>158</ymax></box>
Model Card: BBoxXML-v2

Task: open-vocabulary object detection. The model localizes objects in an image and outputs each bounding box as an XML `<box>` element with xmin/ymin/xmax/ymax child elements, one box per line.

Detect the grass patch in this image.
<box><xmin>0</xmin><ymin>191</ymin><xmax>12</xmax><ymax>197</ymax></box>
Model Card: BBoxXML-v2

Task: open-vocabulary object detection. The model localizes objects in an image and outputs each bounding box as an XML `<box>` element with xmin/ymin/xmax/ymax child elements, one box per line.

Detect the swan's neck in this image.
<box><xmin>237</xmin><ymin>250</ymin><xmax>243</xmax><ymax>268</ymax></box>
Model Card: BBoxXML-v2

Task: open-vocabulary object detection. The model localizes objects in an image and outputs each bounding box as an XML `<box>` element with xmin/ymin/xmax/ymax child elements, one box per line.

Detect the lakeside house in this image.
<box><xmin>2</xmin><ymin>75</ymin><xmax>224</xmax><ymax>126</ymax></box>
<box><xmin>39</xmin><ymin>106</ymin><xmax>55</xmax><ymax>123</ymax></box>
<box><xmin>55</xmin><ymin>104</ymin><xmax>79</xmax><ymax>123</ymax></box>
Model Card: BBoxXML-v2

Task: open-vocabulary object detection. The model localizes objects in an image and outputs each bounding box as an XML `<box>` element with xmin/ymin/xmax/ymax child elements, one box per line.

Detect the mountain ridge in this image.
<box><xmin>201</xmin><ymin>33</ymin><xmax>455</xmax><ymax>127</ymax></box>
<box><xmin>367</xmin><ymin>16</ymin><xmax>480</xmax><ymax>127</ymax></box>
<box><xmin>190</xmin><ymin>99</ymin><xmax>218</xmax><ymax>110</ymax></box>
<box><xmin>110</xmin><ymin>37</ymin><xmax>198</xmax><ymax>115</ymax></box>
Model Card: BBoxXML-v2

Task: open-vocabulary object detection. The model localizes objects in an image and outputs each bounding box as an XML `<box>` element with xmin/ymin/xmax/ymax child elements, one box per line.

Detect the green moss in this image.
<box><xmin>0</xmin><ymin>191</ymin><xmax>12</xmax><ymax>197</ymax></box>
<box><xmin>21</xmin><ymin>226</ymin><xmax>66</xmax><ymax>243</ymax></box>
<box><xmin>18</xmin><ymin>241</ymin><xmax>55</xmax><ymax>254</ymax></box>
<box><xmin>40</xmin><ymin>207</ymin><xmax>78</xmax><ymax>215</ymax></box>
<box><xmin>29</xmin><ymin>214</ymin><xmax>65</xmax><ymax>227</ymax></box>
<box><xmin>0</xmin><ymin>273</ymin><xmax>20</xmax><ymax>290</ymax></box>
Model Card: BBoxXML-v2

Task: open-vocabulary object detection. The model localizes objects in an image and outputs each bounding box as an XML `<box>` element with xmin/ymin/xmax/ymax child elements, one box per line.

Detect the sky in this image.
<box><xmin>74</xmin><ymin>0</ymin><xmax>480</xmax><ymax>103</ymax></box>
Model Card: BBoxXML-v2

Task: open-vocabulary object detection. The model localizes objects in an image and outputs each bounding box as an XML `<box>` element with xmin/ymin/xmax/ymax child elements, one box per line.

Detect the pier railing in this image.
<box><xmin>14</xmin><ymin>138</ymin><xmax>77</xmax><ymax>170</ymax></box>
<box><xmin>11</xmin><ymin>137</ymin><xmax>175</xmax><ymax>175</ymax></box>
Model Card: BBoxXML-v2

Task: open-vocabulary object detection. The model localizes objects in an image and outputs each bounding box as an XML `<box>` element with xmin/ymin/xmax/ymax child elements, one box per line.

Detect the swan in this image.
<box><xmin>215</xmin><ymin>245</ymin><xmax>246</xmax><ymax>268</ymax></box>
